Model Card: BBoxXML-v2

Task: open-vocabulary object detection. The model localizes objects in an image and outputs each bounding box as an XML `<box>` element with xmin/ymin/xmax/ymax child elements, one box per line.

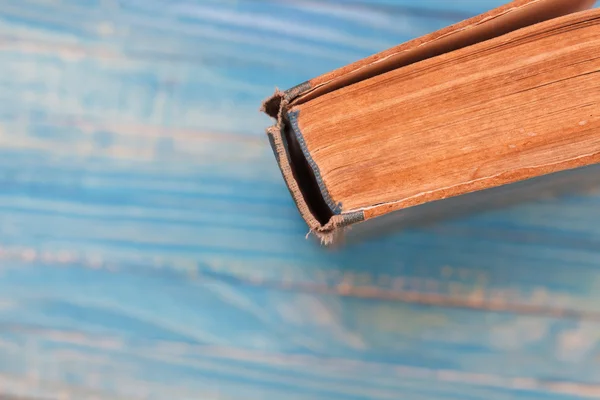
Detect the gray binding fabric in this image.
<box><xmin>287</xmin><ymin>110</ymin><xmax>342</xmax><ymax>215</ymax></box>
<box><xmin>265</xmin><ymin>127</ymin><xmax>321</xmax><ymax>229</ymax></box>
<box><xmin>261</xmin><ymin>86</ymin><xmax>365</xmax><ymax>245</ymax></box>
<box><xmin>284</xmin><ymin>81</ymin><xmax>311</xmax><ymax>102</ymax></box>
<box><xmin>340</xmin><ymin>210</ymin><xmax>365</xmax><ymax>226</ymax></box>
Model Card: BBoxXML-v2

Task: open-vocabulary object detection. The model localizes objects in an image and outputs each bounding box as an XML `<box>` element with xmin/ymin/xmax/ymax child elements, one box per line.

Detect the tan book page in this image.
<box><xmin>291</xmin><ymin>10</ymin><xmax>600</xmax><ymax>220</ymax></box>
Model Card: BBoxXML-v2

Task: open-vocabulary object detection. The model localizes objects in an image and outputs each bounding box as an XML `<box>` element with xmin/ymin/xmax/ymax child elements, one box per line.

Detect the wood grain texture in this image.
<box><xmin>1</xmin><ymin>0</ymin><xmax>600</xmax><ymax>399</ymax></box>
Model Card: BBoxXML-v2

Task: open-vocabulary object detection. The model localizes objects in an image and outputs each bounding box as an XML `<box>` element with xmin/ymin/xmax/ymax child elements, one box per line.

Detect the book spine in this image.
<box><xmin>261</xmin><ymin>85</ymin><xmax>364</xmax><ymax>244</ymax></box>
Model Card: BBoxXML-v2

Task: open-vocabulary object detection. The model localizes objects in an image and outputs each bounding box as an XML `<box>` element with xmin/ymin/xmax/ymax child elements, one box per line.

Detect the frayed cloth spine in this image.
<box><xmin>288</xmin><ymin>110</ymin><xmax>342</xmax><ymax>215</ymax></box>
<box><xmin>260</xmin><ymin>86</ymin><xmax>364</xmax><ymax>245</ymax></box>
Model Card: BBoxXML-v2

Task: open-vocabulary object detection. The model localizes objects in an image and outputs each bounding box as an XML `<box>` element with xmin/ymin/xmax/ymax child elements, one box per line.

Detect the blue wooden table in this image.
<box><xmin>1</xmin><ymin>0</ymin><xmax>600</xmax><ymax>399</ymax></box>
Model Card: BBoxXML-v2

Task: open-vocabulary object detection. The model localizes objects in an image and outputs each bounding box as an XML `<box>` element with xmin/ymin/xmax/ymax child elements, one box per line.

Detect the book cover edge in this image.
<box><xmin>261</xmin><ymin>85</ymin><xmax>365</xmax><ymax>245</ymax></box>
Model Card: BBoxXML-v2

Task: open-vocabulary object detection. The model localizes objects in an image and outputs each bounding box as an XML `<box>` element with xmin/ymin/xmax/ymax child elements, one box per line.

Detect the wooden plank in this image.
<box><xmin>1</xmin><ymin>0</ymin><xmax>600</xmax><ymax>398</ymax></box>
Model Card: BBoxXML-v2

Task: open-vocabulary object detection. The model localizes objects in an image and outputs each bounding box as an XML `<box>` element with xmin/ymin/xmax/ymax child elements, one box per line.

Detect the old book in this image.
<box><xmin>261</xmin><ymin>0</ymin><xmax>600</xmax><ymax>245</ymax></box>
